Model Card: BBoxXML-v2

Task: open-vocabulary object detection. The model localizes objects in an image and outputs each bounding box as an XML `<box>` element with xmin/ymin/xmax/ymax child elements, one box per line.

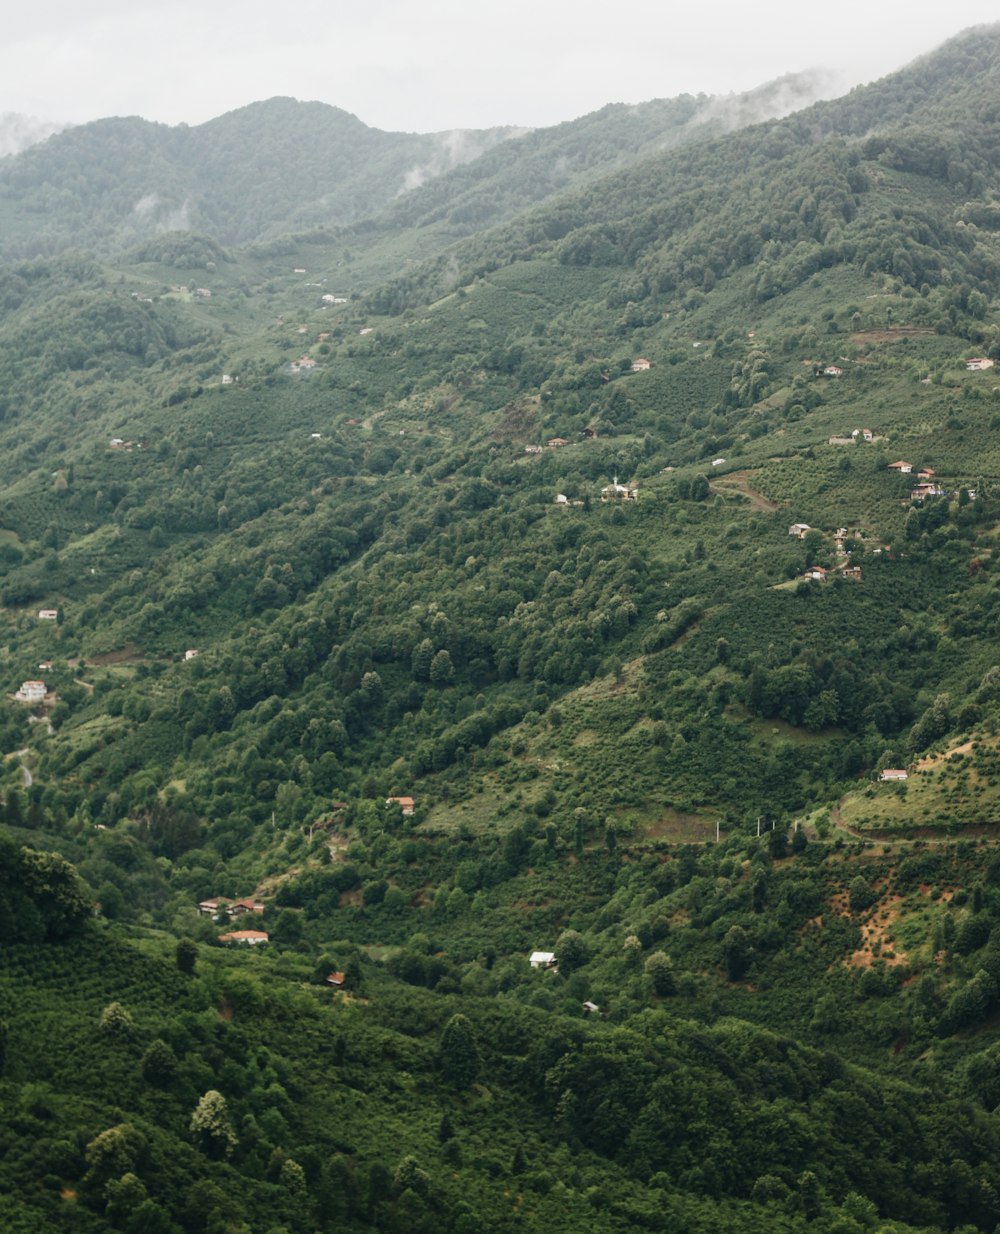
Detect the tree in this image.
<box><xmin>175</xmin><ymin>937</ymin><xmax>198</xmax><ymax>974</ymax></box>
<box><xmin>190</xmin><ymin>1090</ymin><xmax>237</xmax><ymax>1158</ymax></box>
<box><xmin>848</xmin><ymin>875</ymin><xmax>875</xmax><ymax>914</ymax></box>
<box><xmin>723</xmin><ymin>925</ymin><xmax>752</xmax><ymax>981</ymax></box>
<box><xmin>645</xmin><ymin>951</ymin><xmax>676</xmax><ymax>995</ymax></box>
<box><xmin>411</xmin><ymin>638</ymin><xmax>434</xmax><ymax>681</ymax></box>
<box><xmin>141</xmin><ymin>1039</ymin><xmax>178</xmax><ymax>1087</ymax></box>
<box><xmin>439</xmin><ymin>1013</ymin><xmax>480</xmax><ymax>1089</ymax></box>
<box><xmin>430</xmin><ymin>649</ymin><xmax>455</xmax><ymax>685</ymax></box>
<box><xmin>556</xmin><ymin>929</ymin><xmax>588</xmax><ymax>972</ymax></box>
<box><xmin>393</xmin><ymin>1155</ymin><xmax>430</xmax><ymax>1197</ymax></box>
<box><xmin>84</xmin><ymin>1124</ymin><xmax>146</xmax><ymax>1191</ymax></box>
<box><xmin>99</xmin><ymin>1001</ymin><xmax>136</xmax><ymax>1038</ymax></box>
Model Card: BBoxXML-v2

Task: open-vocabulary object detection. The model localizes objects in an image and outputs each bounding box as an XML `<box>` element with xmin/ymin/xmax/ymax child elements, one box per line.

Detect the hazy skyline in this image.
<box><xmin>2</xmin><ymin>2</ymin><xmax>998</xmax><ymax>135</ymax></box>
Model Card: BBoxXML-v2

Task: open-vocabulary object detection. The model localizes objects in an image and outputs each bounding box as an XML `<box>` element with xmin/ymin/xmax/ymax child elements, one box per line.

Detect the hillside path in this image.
<box><xmin>710</xmin><ymin>470</ymin><xmax>778</xmax><ymax>512</ymax></box>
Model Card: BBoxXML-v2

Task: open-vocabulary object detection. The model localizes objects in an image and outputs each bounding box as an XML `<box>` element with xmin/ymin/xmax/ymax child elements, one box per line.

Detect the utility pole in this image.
<box><xmin>716</xmin><ymin>819</ymin><xmax>721</xmax><ymax>843</ymax></box>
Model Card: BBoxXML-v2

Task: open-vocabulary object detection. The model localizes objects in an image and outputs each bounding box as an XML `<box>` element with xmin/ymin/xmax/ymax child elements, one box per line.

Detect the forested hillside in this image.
<box><xmin>5</xmin><ymin>23</ymin><xmax>1000</xmax><ymax>1234</ymax></box>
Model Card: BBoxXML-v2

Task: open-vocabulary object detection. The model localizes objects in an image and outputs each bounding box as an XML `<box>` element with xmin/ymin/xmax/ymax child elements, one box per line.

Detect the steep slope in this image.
<box><xmin>6</xmin><ymin>25</ymin><xmax>1000</xmax><ymax>1234</ymax></box>
<box><xmin>0</xmin><ymin>98</ymin><xmax>517</xmax><ymax>258</ymax></box>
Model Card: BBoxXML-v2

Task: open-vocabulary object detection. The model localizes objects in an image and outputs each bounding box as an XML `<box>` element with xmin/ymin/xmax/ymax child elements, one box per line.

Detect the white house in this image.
<box><xmin>630</xmin><ymin>358</ymin><xmax>651</xmax><ymax>372</ymax></box>
<box><xmin>554</xmin><ymin>493</ymin><xmax>569</xmax><ymax>505</ymax></box>
<box><xmin>184</xmin><ymin>649</ymin><xmax>199</xmax><ymax>661</ymax></box>
<box><xmin>879</xmin><ymin>769</ymin><xmax>908</xmax><ymax>782</ymax></box>
<box><xmin>16</xmin><ymin>680</ymin><xmax>46</xmax><ymax>702</ymax></box>
<box><xmin>788</xmin><ymin>523</ymin><xmax>811</xmax><ymax>538</ymax></box>
<box><xmin>386</xmin><ymin>795</ymin><xmax>415</xmax><ymax>816</ymax></box>
<box><xmin>887</xmin><ymin>461</ymin><xmax>913</xmax><ymax>474</ymax></box>
<box><xmin>529</xmin><ymin>951</ymin><xmax>557</xmax><ymax>969</ymax></box>
<box><xmin>966</xmin><ymin>357</ymin><xmax>995</xmax><ymax>371</ymax></box>
<box><xmin>823</xmin><ymin>365</ymin><xmax>843</xmax><ymax>377</ymax></box>
<box><xmin>38</xmin><ymin>609</ymin><xmax>58</xmax><ymax>620</ymax></box>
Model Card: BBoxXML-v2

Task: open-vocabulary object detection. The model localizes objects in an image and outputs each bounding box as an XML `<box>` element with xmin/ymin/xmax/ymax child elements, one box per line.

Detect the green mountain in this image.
<box><xmin>5</xmin><ymin>23</ymin><xmax>1000</xmax><ymax>1234</ymax></box>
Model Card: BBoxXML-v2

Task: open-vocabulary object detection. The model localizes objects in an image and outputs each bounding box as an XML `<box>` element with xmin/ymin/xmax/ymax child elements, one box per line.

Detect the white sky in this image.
<box><xmin>3</xmin><ymin>1</ymin><xmax>998</xmax><ymax>134</ymax></box>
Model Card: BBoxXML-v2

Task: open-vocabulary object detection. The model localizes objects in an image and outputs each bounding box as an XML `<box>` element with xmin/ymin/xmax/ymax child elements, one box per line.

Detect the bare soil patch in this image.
<box><xmin>710</xmin><ymin>470</ymin><xmax>779</xmax><ymax>512</ymax></box>
<box><xmin>89</xmin><ymin>645</ymin><xmax>145</xmax><ymax>666</ymax></box>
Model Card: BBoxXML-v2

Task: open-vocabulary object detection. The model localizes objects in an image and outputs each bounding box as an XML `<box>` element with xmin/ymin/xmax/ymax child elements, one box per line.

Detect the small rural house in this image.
<box><xmin>229</xmin><ymin>898</ymin><xmax>265</xmax><ymax>916</ymax></box>
<box><xmin>199</xmin><ymin>898</ymin><xmax>232</xmax><ymax>917</ymax></box>
<box><xmin>879</xmin><ymin>769</ymin><xmax>908</xmax><ymax>782</ymax></box>
<box><xmin>630</xmin><ymin>358</ymin><xmax>651</xmax><ymax>372</ymax></box>
<box><xmin>184</xmin><ymin>649</ymin><xmax>199</xmax><ymax>661</ymax></box>
<box><xmin>823</xmin><ymin>365</ymin><xmax>843</xmax><ymax>377</ymax></box>
<box><xmin>887</xmin><ymin>461</ymin><xmax>913</xmax><ymax>474</ymax></box>
<box><xmin>554</xmin><ymin>493</ymin><xmax>569</xmax><ymax>505</ymax></box>
<box><xmin>524</xmin><ymin>444</ymin><xmax>544</xmax><ymax>454</ymax></box>
<box><xmin>218</xmin><ymin>930</ymin><xmax>269</xmax><ymax>946</ymax></box>
<box><xmin>788</xmin><ymin>523</ymin><xmax>811</xmax><ymax>538</ymax></box>
<box><xmin>16</xmin><ymin>680</ymin><xmax>46</xmax><ymax>702</ymax></box>
<box><xmin>966</xmin><ymin>357</ymin><xmax>995</xmax><ymax>371</ymax></box>
<box><xmin>326</xmin><ymin>972</ymin><xmax>346</xmax><ymax>987</ymax></box>
<box><xmin>842</xmin><ymin>565</ymin><xmax>863</xmax><ymax>580</ymax></box>
<box><xmin>861</xmin><ymin>429</ymin><xmax>874</xmax><ymax>441</ymax></box>
<box><xmin>803</xmin><ymin>567</ymin><xmax>827</xmax><ymax>582</ymax></box>
<box><xmin>529</xmin><ymin>951</ymin><xmax>557</xmax><ymax>969</ymax></box>
<box><xmin>547</xmin><ymin>437</ymin><xmax>569</xmax><ymax>448</ymax></box>
<box><xmin>582</xmin><ymin>1000</ymin><xmax>600</xmax><ymax>1014</ymax></box>
<box><xmin>221</xmin><ymin>374</ymin><xmax>234</xmax><ymax>385</ymax></box>
<box><xmin>386</xmin><ymin>796</ymin><xmax>415</xmax><ymax>816</ymax></box>
<box><xmin>38</xmin><ymin>609</ymin><xmax>58</xmax><ymax>620</ymax></box>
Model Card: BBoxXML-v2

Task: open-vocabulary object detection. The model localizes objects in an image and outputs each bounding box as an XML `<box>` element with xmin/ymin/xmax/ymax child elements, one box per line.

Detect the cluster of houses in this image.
<box><xmin>886</xmin><ymin>461</ymin><xmax>973</xmax><ymax>502</ymax></box>
<box><xmin>529</xmin><ymin>950</ymin><xmax>599</xmax><ymax>1011</ymax></box>
<box><xmin>198</xmin><ymin>896</ymin><xmax>266</xmax><ymax>919</ymax></box>
<box><xmin>525</xmin><ymin>428</ymin><xmax>600</xmax><ymax>456</ymax></box>
<box><xmin>200</xmin><ymin>895</ymin><xmax>269</xmax><ymax>946</ymax></box>
<box><xmin>551</xmin><ymin>477</ymin><xmax>638</xmax><ymax>506</ymax></box>
<box><xmin>789</xmin><ymin>524</ymin><xmax>864</xmax><ymax>583</ymax></box>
